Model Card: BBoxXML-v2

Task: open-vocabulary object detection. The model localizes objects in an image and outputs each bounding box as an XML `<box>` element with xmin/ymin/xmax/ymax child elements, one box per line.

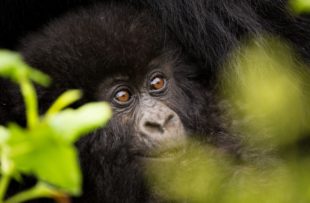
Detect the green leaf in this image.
<box><xmin>27</xmin><ymin>68</ymin><xmax>51</xmax><ymax>87</ymax></box>
<box><xmin>6</xmin><ymin>124</ymin><xmax>81</xmax><ymax>194</ymax></box>
<box><xmin>46</xmin><ymin>90</ymin><xmax>82</xmax><ymax>116</ymax></box>
<box><xmin>36</xmin><ymin>146</ymin><xmax>81</xmax><ymax>195</ymax></box>
<box><xmin>3</xmin><ymin>102</ymin><xmax>111</xmax><ymax>194</ymax></box>
<box><xmin>0</xmin><ymin>50</ymin><xmax>23</xmax><ymax>80</ymax></box>
<box><xmin>290</xmin><ymin>0</ymin><xmax>310</xmax><ymax>13</ymax></box>
<box><xmin>12</xmin><ymin>144</ymin><xmax>81</xmax><ymax>195</ymax></box>
<box><xmin>0</xmin><ymin>126</ymin><xmax>9</xmax><ymax>146</ymax></box>
<box><xmin>0</xmin><ymin>50</ymin><xmax>51</xmax><ymax>86</ymax></box>
<box><xmin>0</xmin><ymin>50</ymin><xmax>113</xmax><ymax>197</ymax></box>
<box><xmin>46</xmin><ymin>102</ymin><xmax>112</xmax><ymax>143</ymax></box>
<box><xmin>4</xmin><ymin>182</ymin><xmax>68</xmax><ymax>203</ymax></box>
<box><xmin>20</xmin><ymin>78</ymin><xmax>39</xmax><ymax>129</ymax></box>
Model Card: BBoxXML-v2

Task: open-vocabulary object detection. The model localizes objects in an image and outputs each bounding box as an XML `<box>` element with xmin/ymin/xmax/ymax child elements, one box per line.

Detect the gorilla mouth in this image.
<box><xmin>137</xmin><ymin>144</ymin><xmax>187</xmax><ymax>161</ymax></box>
<box><xmin>135</xmin><ymin>118</ymin><xmax>188</xmax><ymax>161</ymax></box>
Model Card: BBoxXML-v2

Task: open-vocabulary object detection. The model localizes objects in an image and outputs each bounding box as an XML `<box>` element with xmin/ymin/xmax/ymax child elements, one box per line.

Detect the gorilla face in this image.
<box><xmin>96</xmin><ymin>56</ymin><xmax>187</xmax><ymax>158</ymax></box>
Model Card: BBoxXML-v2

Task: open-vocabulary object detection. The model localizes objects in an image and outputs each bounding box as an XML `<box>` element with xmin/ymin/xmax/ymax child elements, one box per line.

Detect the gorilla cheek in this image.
<box><xmin>135</xmin><ymin>98</ymin><xmax>187</xmax><ymax>158</ymax></box>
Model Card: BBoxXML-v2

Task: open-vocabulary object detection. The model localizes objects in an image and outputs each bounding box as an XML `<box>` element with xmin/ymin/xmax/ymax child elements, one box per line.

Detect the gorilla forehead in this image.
<box><xmin>20</xmin><ymin>3</ymin><xmax>168</xmax><ymax>83</ymax></box>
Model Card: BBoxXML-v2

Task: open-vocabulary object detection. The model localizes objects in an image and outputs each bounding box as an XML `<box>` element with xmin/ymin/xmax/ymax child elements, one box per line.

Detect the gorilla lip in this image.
<box><xmin>137</xmin><ymin>152</ymin><xmax>185</xmax><ymax>162</ymax></box>
<box><xmin>136</xmin><ymin>140</ymin><xmax>187</xmax><ymax>161</ymax></box>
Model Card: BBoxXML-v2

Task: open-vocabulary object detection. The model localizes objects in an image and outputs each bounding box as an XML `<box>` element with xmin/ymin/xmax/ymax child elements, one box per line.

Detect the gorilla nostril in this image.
<box><xmin>164</xmin><ymin>114</ymin><xmax>174</xmax><ymax>127</ymax></box>
<box><xmin>144</xmin><ymin>121</ymin><xmax>164</xmax><ymax>134</ymax></box>
<box><xmin>142</xmin><ymin>113</ymin><xmax>175</xmax><ymax>135</ymax></box>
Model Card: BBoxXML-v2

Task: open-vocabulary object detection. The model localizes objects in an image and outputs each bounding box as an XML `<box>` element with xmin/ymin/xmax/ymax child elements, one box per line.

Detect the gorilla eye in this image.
<box><xmin>150</xmin><ymin>76</ymin><xmax>166</xmax><ymax>91</ymax></box>
<box><xmin>114</xmin><ymin>90</ymin><xmax>131</xmax><ymax>103</ymax></box>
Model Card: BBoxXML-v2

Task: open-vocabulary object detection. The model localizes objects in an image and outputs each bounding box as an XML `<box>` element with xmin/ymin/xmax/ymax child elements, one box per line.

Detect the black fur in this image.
<box><xmin>1</xmin><ymin>1</ymin><xmax>310</xmax><ymax>64</ymax></box>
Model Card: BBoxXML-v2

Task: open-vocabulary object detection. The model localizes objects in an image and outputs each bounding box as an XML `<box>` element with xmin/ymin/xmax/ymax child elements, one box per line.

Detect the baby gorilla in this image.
<box><xmin>18</xmin><ymin>3</ymin><xmax>240</xmax><ymax>202</ymax></box>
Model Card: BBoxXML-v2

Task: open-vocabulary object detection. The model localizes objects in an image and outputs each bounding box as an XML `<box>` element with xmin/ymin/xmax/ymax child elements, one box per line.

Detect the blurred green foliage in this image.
<box><xmin>0</xmin><ymin>50</ymin><xmax>112</xmax><ymax>203</ymax></box>
<box><xmin>221</xmin><ymin>37</ymin><xmax>310</xmax><ymax>149</ymax></box>
<box><xmin>291</xmin><ymin>0</ymin><xmax>310</xmax><ymax>13</ymax></box>
<box><xmin>145</xmin><ymin>142</ymin><xmax>231</xmax><ymax>202</ymax></box>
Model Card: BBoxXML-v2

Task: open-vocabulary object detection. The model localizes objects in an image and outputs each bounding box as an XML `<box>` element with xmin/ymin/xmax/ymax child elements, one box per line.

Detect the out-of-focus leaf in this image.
<box><xmin>0</xmin><ymin>50</ymin><xmax>51</xmax><ymax>86</ymax></box>
<box><xmin>27</xmin><ymin>68</ymin><xmax>51</xmax><ymax>87</ymax></box>
<box><xmin>14</xmin><ymin>144</ymin><xmax>81</xmax><ymax>195</ymax></box>
<box><xmin>5</xmin><ymin>124</ymin><xmax>81</xmax><ymax>194</ymax></box>
<box><xmin>221</xmin><ymin>165</ymin><xmax>296</xmax><ymax>203</ymax></box>
<box><xmin>46</xmin><ymin>90</ymin><xmax>82</xmax><ymax>116</ymax></box>
<box><xmin>46</xmin><ymin>102</ymin><xmax>112</xmax><ymax>143</ymax></box>
<box><xmin>0</xmin><ymin>50</ymin><xmax>23</xmax><ymax>80</ymax></box>
<box><xmin>146</xmin><ymin>142</ymin><xmax>231</xmax><ymax>203</ymax></box>
<box><xmin>3</xmin><ymin>181</ymin><xmax>71</xmax><ymax>203</ymax></box>
<box><xmin>4</xmin><ymin>102</ymin><xmax>112</xmax><ymax>195</ymax></box>
<box><xmin>36</xmin><ymin>146</ymin><xmax>81</xmax><ymax>195</ymax></box>
<box><xmin>0</xmin><ymin>126</ymin><xmax>9</xmax><ymax>145</ymax></box>
<box><xmin>221</xmin><ymin>37</ymin><xmax>310</xmax><ymax>148</ymax></box>
<box><xmin>290</xmin><ymin>0</ymin><xmax>310</xmax><ymax>13</ymax></box>
<box><xmin>0</xmin><ymin>49</ymin><xmax>113</xmax><ymax>200</ymax></box>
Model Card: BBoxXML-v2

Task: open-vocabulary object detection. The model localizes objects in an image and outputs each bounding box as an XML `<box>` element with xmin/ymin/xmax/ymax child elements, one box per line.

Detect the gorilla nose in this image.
<box><xmin>136</xmin><ymin>101</ymin><xmax>187</xmax><ymax>157</ymax></box>
<box><xmin>142</xmin><ymin>114</ymin><xmax>175</xmax><ymax>134</ymax></box>
<box><xmin>137</xmin><ymin>99</ymin><xmax>186</xmax><ymax>153</ymax></box>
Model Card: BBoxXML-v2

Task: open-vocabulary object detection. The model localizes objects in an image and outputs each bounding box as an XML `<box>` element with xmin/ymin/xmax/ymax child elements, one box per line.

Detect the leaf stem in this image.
<box><xmin>46</xmin><ymin>90</ymin><xmax>82</xmax><ymax>116</ymax></box>
<box><xmin>4</xmin><ymin>182</ymin><xmax>59</xmax><ymax>203</ymax></box>
<box><xmin>0</xmin><ymin>173</ymin><xmax>11</xmax><ymax>202</ymax></box>
<box><xmin>20</xmin><ymin>78</ymin><xmax>38</xmax><ymax>129</ymax></box>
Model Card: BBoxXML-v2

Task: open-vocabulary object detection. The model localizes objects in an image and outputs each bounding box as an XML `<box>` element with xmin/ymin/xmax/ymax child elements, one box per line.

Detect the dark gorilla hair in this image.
<box><xmin>1</xmin><ymin>1</ymin><xmax>310</xmax><ymax>65</ymax></box>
